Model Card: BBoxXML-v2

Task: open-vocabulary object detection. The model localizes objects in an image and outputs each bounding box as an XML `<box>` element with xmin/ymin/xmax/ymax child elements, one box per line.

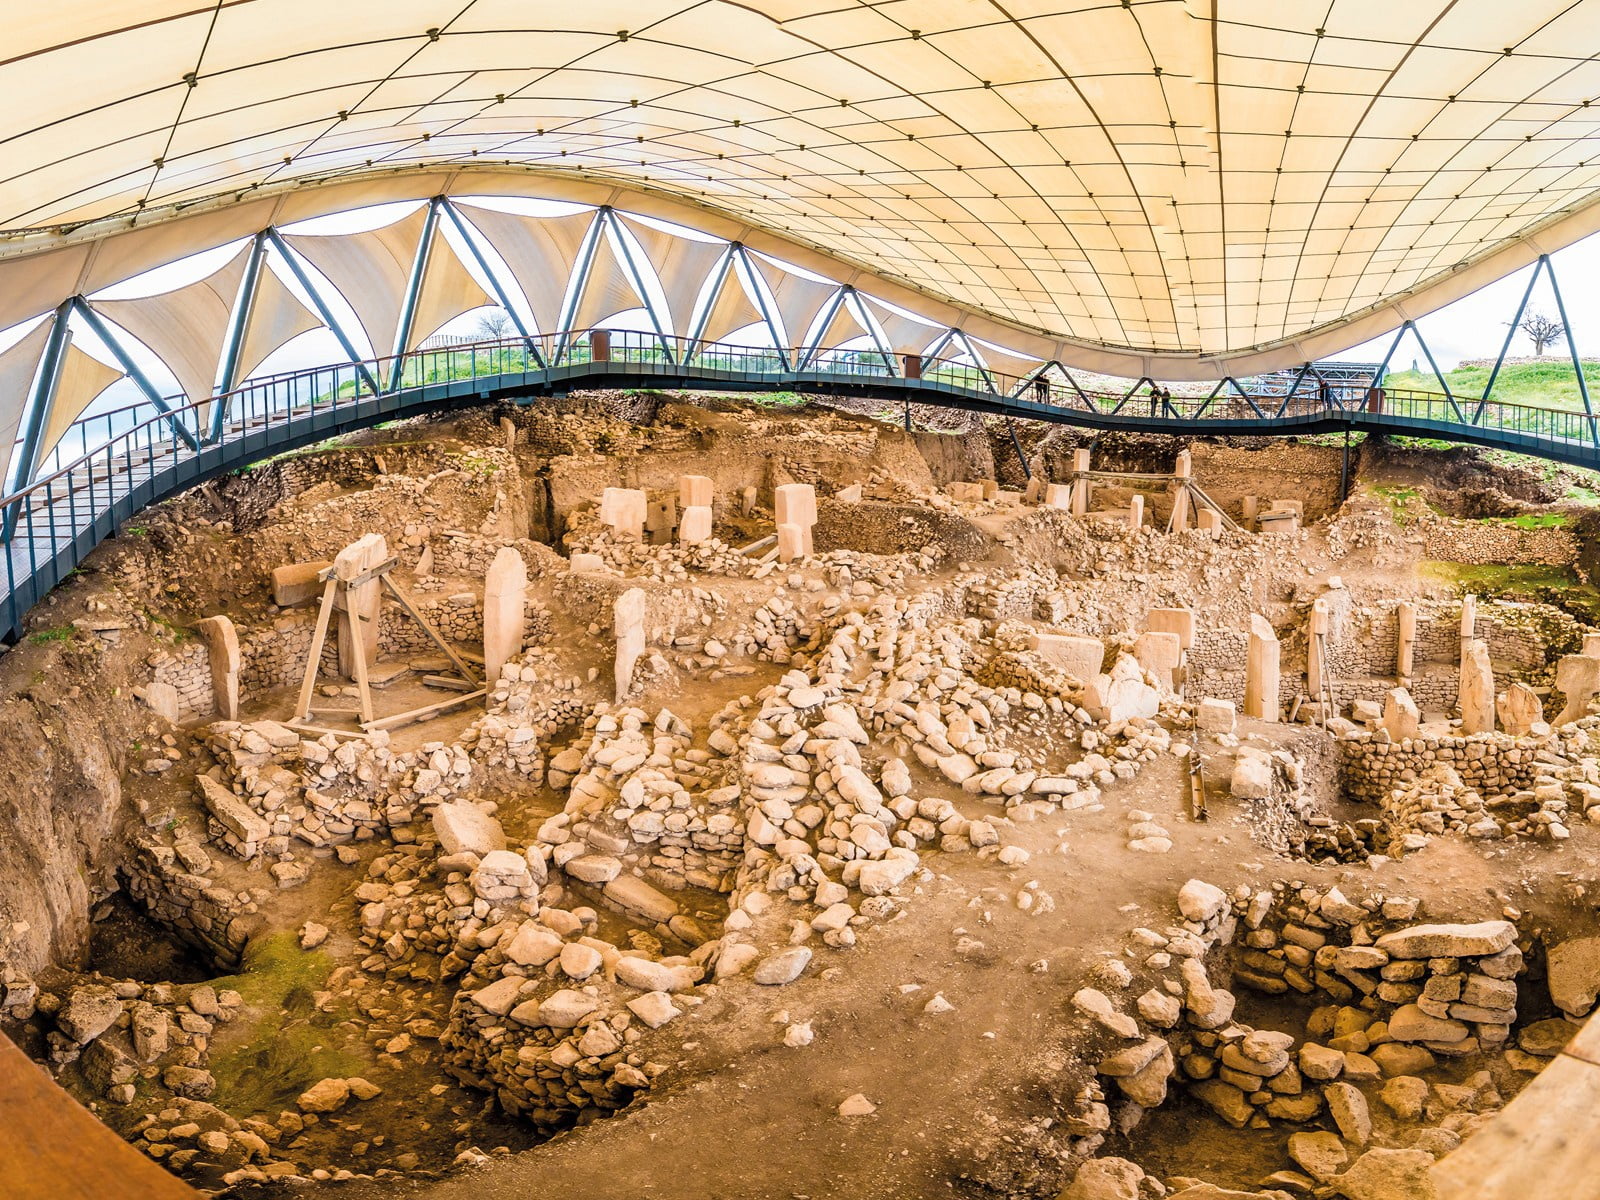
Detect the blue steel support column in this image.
<box><xmin>555</xmin><ymin>213</ymin><xmax>606</xmax><ymax>365</ymax></box>
<box><xmin>735</xmin><ymin>247</ymin><xmax>791</xmax><ymax>370</ymax></box>
<box><xmin>798</xmin><ymin>290</ymin><xmax>847</xmax><ymax>370</ymax></box>
<box><xmin>1412</xmin><ymin>324</ymin><xmax>1466</xmax><ymax>424</ymax></box>
<box><xmin>389</xmin><ymin>197</ymin><xmax>443</xmax><ymax>392</ymax></box>
<box><xmin>604</xmin><ymin>209</ymin><xmax>674</xmax><ymax>363</ymax></box>
<box><xmin>440</xmin><ymin>199</ymin><xmax>543</xmax><ymax>366</ymax></box>
<box><xmin>1542</xmin><ymin>254</ymin><xmax>1598</xmax><ymax>445</ymax></box>
<box><xmin>1277</xmin><ymin>363</ymin><xmax>1313</xmax><ymax>417</ymax></box>
<box><xmin>72</xmin><ymin>299</ymin><xmax>202</xmax><ymax>451</ymax></box>
<box><xmin>1007</xmin><ymin>419</ymin><xmax>1031</xmax><ymax>479</ymax></box>
<box><xmin>951</xmin><ymin>330</ymin><xmax>998</xmax><ymax>393</ymax></box>
<box><xmin>1476</xmin><ymin>258</ymin><xmax>1544</xmax><ymax>423</ymax></box>
<box><xmin>264</xmin><ymin>229</ymin><xmax>381</xmax><ymax>397</ymax></box>
<box><xmin>2</xmin><ymin>302</ymin><xmax>72</xmax><ymax>541</ymax></box>
<box><xmin>847</xmin><ymin>289</ymin><xmax>897</xmax><ymax>374</ymax></box>
<box><xmin>685</xmin><ymin>247</ymin><xmax>735</xmax><ymax>352</ymax></box>
<box><xmin>211</xmin><ymin>230</ymin><xmax>269</xmax><ymax>441</ymax></box>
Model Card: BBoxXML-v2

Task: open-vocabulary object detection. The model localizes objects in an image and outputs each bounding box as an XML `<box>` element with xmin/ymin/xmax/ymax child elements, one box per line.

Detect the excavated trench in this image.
<box><xmin>10</xmin><ymin>394</ymin><xmax>1600</xmax><ymax>1200</ymax></box>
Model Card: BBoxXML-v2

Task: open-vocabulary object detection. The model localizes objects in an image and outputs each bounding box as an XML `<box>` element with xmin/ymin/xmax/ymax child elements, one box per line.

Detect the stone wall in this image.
<box><xmin>1337</xmin><ymin>732</ymin><xmax>1543</xmax><ymax>804</ymax></box>
<box><xmin>121</xmin><ymin>838</ymin><xmax>254</xmax><ymax>970</ymax></box>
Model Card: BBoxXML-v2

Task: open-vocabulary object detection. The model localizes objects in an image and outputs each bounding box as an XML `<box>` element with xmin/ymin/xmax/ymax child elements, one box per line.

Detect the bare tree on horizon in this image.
<box><xmin>1520</xmin><ymin>309</ymin><xmax>1565</xmax><ymax>356</ymax></box>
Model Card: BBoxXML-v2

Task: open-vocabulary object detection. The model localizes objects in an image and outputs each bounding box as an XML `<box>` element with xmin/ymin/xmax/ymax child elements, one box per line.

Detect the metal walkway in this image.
<box><xmin>3</xmin><ymin>329</ymin><xmax>1597</xmax><ymax>644</ymax></box>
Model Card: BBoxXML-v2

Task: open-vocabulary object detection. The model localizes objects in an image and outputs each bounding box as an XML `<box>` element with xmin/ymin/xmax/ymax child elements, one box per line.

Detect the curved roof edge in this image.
<box><xmin>3</xmin><ymin>164</ymin><xmax>1598</xmax><ymax>382</ymax></box>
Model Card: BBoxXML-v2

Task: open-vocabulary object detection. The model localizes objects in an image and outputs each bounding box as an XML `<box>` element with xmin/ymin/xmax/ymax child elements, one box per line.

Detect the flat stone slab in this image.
<box><xmin>1374</xmin><ymin>921</ymin><xmax>1517</xmax><ymax>960</ymax></box>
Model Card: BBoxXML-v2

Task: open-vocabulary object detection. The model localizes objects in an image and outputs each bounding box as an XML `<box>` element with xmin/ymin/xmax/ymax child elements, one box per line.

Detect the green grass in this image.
<box><xmin>1480</xmin><ymin>512</ymin><xmax>1574</xmax><ymax>529</ymax></box>
<box><xmin>1386</xmin><ymin>359</ymin><xmax>1600</xmax><ymax>412</ymax></box>
<box><xmin>1420</xmin><ymin>561</ymin><xmax>1600</xmax><ymax>622</ymax></box>
<box><xmin>1368</xmin><ymin>484</ymin><xmax>1433</xmax><ymax>526</ymax></box>
<box><xmin>27</xmin><ymin>625</ymin><xmax>74</xmax><ymax>644</ymax></box>
<box><xmin>208</xmin><ymin>933</ymin><xmax>361</xmax><ymax>1117</ymax></box>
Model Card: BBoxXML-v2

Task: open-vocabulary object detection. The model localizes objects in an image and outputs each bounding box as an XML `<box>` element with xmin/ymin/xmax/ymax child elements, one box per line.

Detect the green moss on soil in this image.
<box><xmin>207</xmin><ymin>933</ymin><xmax>362</xmax><ymax>1117</ymax></box>
<box><xmin>1420</xmin><ymin>561</ymin><xmax>1600</xmax><ymax>624</ymax></box>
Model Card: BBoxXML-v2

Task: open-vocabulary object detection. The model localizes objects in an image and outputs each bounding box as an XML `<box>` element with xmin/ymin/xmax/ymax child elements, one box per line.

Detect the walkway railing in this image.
<box><xmin>3</xmin><ymin>327</ymin><xmax>1598</xmax><ymax>644</ymax></box>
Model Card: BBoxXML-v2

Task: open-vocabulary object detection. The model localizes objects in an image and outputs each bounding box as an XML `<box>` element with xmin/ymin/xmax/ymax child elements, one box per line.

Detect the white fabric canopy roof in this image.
<box><xmin>2</xmin><ymin>1</ymin><xmax>1599</xmax><ymax>360</ymax></box>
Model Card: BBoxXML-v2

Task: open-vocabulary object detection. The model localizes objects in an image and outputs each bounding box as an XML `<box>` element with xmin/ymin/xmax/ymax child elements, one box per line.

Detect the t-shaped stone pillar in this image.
<box><xmin>196</xmin><ymin>614</ymin><xmax>241</xmax><ymax>720</ymax></box>
<box><xmin>1069</xmin><ymin>448</ymin><xmax>1091</xmax><ymax>515</ymax></box>
<box><xmin>1459</xmin><ymin>638</ymin><xmax>1495</xmax><ymax>734</ymax></box>
<box><xmin>1396</xmin><ymin>601</ymin><xmax>1416</xmax><ymax>683</ymax></box>
<box><xmin>1127</xmin><ymin>494</ymin><xmax>1145</xmax><ymax>530</ymax></box>
<box><xmin>335</xmin><ymin>533</ymin><xmax>386</xmax><ymax>679</ymax></box>
<box><xmin>1244</xmin><ymin>613</ymin><xmax>1280</xmax><ymax>722</ymax></box>
<box><xmin>1307</xmin><ymin>597</ymin><xmax>1331</xmax><ymax>699</ymax></box>
<box><xmin>614</xmin><ymin>587</ymin><xmax>647</xmax><ymax>702</ymax></box>
<box><xmin>483</xmin><ymin>546</ymin><xmax>527</xmax><ymax>685</ymax></box>
<box><xmin>599</xmin><ymin>487</ymin><xmax>647</xmax><ymax>540</ymax></box>
<box><xmin>774</xmin><ymin>483</ymin><xmax>816</xmax><ymax>560</ymax></box>
<box><xmin>1170</xmin><ymin>450</ymin><xmax>1192</xmax><ymax>532</ymax></box>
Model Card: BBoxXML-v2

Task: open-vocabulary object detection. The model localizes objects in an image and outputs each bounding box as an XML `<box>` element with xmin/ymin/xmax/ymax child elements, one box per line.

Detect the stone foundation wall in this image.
<box><xmin>121</xmin><ymin>839</ymin><xmax>254</xmax><ymax>970</ymax></box>
<box><xmin>1337</xmin><ymin>732</ymin><xmax>1542</xmax><ymax>804</ymax></box>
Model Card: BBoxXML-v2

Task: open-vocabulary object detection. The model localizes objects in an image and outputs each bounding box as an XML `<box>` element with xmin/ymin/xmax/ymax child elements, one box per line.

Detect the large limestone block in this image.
<box><xmin>271</xmin><ymin>560</ymin><xmax>332</xmax><ymax>607</ymax></box>
<box><xmin>678</xmin><ymin>505</ymin><xmax>712</xmax><ymax>545</ymax></box>
<box><xmin>431</xmin><ymin>801</ymin><xmax>507</xmax><ymax>857</ymax></box>
<box><xmin>599</xmin><ymin>487</ymin><xmax>646</xmax><ymax>539</ymax></box>
<box><xmin>947</xmin><ymin>481</ymin><xmax>984</xmax><ymax>502</ymax></box>
<box><xmin>1029</xmin><ymin>631</ymin><xmax>1104</xmax><ymax>682</ymax></box>
<box><xmin>483</xmin><ymin>546</ymin><xmax>527</xmax><ymax>684</ymax></box>
<box><xmin>198</xmin><ymin>775</ymin><xmax>270</xmax><ymax>851</ymax></box>
<box><xmin>1132</xmin><ymin>630</ymin><xmax>1182</xmax><ymax>693</ymax></box>
<box><xmin>1243</xmin><ymin>614</ymin><xmax>1280</xmax><ymax>722</ymax></box>
<box><xmin>1546</xmin><ymin>936</ymin><xmax>1600</xmax><ymax>1018</ymax></box>
<box><xmin>1085</xmin><ymin>654</ymin><xmax>1160</xmax><ymax>722</ymax></box>
<box><xmin>677</xmin><ymin>474</ymin><xmax>713</xmax><ymax>509</ymax></box>
<box><xmin>1147</xmin><ymin>607</ymin><xmax>1196</xmax><ymax>649</ymax></box>
<box><xmin>1554</xmin><ymin>653</ymin><xmax>1600</xmax><ymax>725</ymax></box>
<box><xmin>1043</xmin><ymin>483</ymin><xmax>1072</xmax><ymax>510</ymax></box>
<box><xmin>614</xmin><ymin>587</ymin><xmax>647</xmax><ymax>702</ymax></box>
<box><xmin>1374</xmin><ymin>921</ymin><xmax>1517</xmax><ymax>959</ymax></box>
<box><xmin>1230</xmin><ymin>750</ymin><xmax>1273</xmax><ymax>799</ymax></box>
<box><xmin>1496</xmin><ymin>681</ymin><xmax>1544</xmax><ymax>737</ymax></box>
<box><xmin>1459</xmin><ymin>638</ymin><xmax>1495</xmax><ymax>734</ymax></box>
<box><xmin>1197</xmin><ymin>697</ymin><xmax>1236</xmax><ymax>733</ymax></box>
<box><xmin>1383</xmin><ymin>688</ymin><xmax>1420</xmax><ymax>739</ymax></box>
<box><xmin>195</xmin><ymin>615</ymin><xmax>241</xmax><ymax>720</ymax></box>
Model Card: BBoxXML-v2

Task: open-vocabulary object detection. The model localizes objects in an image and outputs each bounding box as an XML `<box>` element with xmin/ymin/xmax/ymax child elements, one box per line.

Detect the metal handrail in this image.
<box><xmin>4</xmin><ymin>327</ymin><xmax>1600</xmax><ymax>644</ymax></box>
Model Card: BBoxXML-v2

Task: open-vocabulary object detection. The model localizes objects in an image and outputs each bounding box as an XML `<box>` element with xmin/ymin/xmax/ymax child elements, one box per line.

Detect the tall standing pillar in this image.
<box><xmin>1170</xmin><ymin>450</ymin><xmax>1192</xmax><ymax>532</ymax></box>
<box><xmin>1069</xmin><ymin>448</ymin><xmax>1091</xmax><ymax>516</ymax></box>
<box><xmin>1459</xmin><ymin>638</ymin><xmax>1495</xmax><ymax>734</ymax></box>
<box><xmin>1396</xmin><ymin>601</ymin><xmax>1416</xmax><ymax>683</ymax></box>
<box><xmin>1244</xmin><ymin>614</ymin><xmax>1281</xmax><ymax>723</ymax></box>
<box><xmin>483</xmin><ymin>547</ymin><xmax>528</xmax><ymax>685</ymax></box>
<box><xmin>1307</xmin><ymin>598</ymin><xmax>1330</xmax><ymax>699</ymax></box>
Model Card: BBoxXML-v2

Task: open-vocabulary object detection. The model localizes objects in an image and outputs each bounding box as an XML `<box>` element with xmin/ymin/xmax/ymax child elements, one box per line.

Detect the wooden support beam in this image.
<box><xmin>381</xmin><ymin>574</ymin><xmax>481</xmax><ymax>685</ymax></box>
<box><xmin>362</xmin><ymin>688</ymin><xmax>488</xmax><ymax>732</ymax></box>
<box><xmin>293</xmin><ymin>578</ymin><xmax>340</xmax><ymax>722</ymax></box>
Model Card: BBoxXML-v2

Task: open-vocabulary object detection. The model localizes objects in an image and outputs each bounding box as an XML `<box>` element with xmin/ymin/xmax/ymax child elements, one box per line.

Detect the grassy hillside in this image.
<box><xmin>1385</xmin><ymin>359</ymin><xmax>1600</xmax><ymax>410</ymax></box>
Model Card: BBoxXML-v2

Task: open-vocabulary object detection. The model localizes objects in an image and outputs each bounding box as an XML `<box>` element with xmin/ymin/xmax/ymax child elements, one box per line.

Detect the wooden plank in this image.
<box><xmin>0</xmin><ymin>1031</ymin><xmax>201</xmax><ymax>1200</ymax></box>
<box><xmin>362</xmin><ymin>688</ymin><xmax>487</xmax><ymax>732</ymax></box>
<box><xmin>286</xmin><ymin>721</ymin><xmax>369</xmax><ymax>740</ymax></box>
<box><xmin>293</xmin><ymin>578</ymin><xmax>339</xmax><ymax>721</ymax></box>
<box><xmin>380</xmin><ymin>575</ymin><xmax>481</xmax><ymax>684</ymax></box>
<box><xmin>422</xmin><ymin>674</ymin><xmax>477</xmax><ymax>692</ymax></box>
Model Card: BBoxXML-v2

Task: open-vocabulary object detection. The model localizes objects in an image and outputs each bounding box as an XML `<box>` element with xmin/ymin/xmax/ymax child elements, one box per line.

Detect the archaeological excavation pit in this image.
<box><xmin>4</xmin><ymin>388</ymin><xmax>1600</xmax><ymax>1200</ymax></box>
